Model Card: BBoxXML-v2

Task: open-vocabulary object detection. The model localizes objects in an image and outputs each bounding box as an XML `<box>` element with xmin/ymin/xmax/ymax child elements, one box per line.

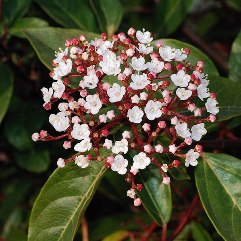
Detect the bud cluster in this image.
<box><xmin>32</xmin><ymin>28</ymin><xmax>219</xmax><ymax>206</ymax></box>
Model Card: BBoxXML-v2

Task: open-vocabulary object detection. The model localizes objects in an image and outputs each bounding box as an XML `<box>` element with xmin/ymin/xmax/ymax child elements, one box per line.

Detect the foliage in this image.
<box><xmin>0</xmin><ymin>1</ymin><xmax>241</xmax><ymax>241</ymax></box>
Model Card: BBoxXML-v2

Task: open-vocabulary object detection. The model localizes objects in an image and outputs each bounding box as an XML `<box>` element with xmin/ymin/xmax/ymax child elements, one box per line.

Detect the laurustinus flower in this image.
<box><xmin>33</xmin><ymin>28</ymin><xmax>219</xmax><ymax>205</ymax></box>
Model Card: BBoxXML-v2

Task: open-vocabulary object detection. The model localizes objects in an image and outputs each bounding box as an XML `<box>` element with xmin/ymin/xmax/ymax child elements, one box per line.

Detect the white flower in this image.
<box><xmin>103</xmin><ymin>139</ymin><xmax>112</xmax><ymax>149</ymax></box>
<box><xmin>58</xmin><ymin>102</ymin><xmax>69</xmax><ymax>112</ymax></box>
<box><xmin>130</xmin><ymin>56</ymin><xmax>147</xmax><ymax>71</ymax></box>
<box><xmin>176</xmin><ymin>88</ymin><xmax>192</xmax><ymax>100</ymax></box>
<box><xmin>41</xmin><ymin>87</ymin><xmax>53</xmax><ymax>103</ymax></box>
<box><xmin>74</xmin><ymin>139</ymin><xmax>92</xmax><ymax>152</ymax></box>
<box><xmin>83</xmin><ymin>68</ymin><xmax>99</xmax><ymax>89</ymax></box>
<box><xmin>191</xmin><ymin>123</ymin><xmax>207</xmax><ymax>141</ymax></box>
<box><xmin>127</xmin><ymin>189</ymin><xmax>136</xmax><ymax>199</ymax></box>
<box><xmin>49</xmin><ymin>112</ymin><xmax>70</xmax><ymax>132</ymax></box>
<box><xmin>57</xmin><ymin>158</ymin><xmax>65</xmax><ymax>168</ymax></box>
<box><xmin>52</xmin><ymin>80</ymin><xmax>65</xmax><ymax>98</ymax></box>
<box><xmin>99</xmin><ymin>50</ymin><xmax>121</xmax><ymax>76</ymax></box>
<box><xmin>155</xmin><ymin>144</ymin><xmax>163</xmax><ymax>153</ymax></box>
<box><xmin>185</xmin><ymin>149</ymin><xmax>200</xmax><ymax>167</ymax></box>
<box><xmin>140</xmin><ymin>92</ymin><xmax>148</xmax><ymax>100</ymax></box>
<box><xmin>130</xmin><ymin>74</ymin><xmax>150</xmax><ymax>90</ymax></box>
<box><xmin>138</xmin><ymin>43</ymin><xmax>153</xmax><ymax>54</ymax></box>
<box><xmin>159</xmin><ymin>46</ymin><xmax>175</xmax><ymax>61</ymax></box>
<box><xmin>107</xmin><ymin>83</ymin><xmax>126</xmax><ymax>102</ymax></box>
<box><xmin>161</xmin><ymin>164</ymin><xmax>168</xmax><ymax>172</ymax></box>
<box><xmin>197</xmin><ymin>84</ymin><xmax>210</xmax><ymax>100</ymax></box>
<box><xmin>205</xmin><ymin>98</ymin><xmax>219</xmax><ymax>115</ymax></box>
<box><xmin>112</xmin><ymin>139</ymin><xmax>128</xmax><ymax>154</ymax></box>
<box><xmin>84</xmin><ymin>94</ymin><xmax>102</xmax><ymax>114</ymax></box>
<box><xmin>122</xmin><ymin>131</ymin><xmax>131</xmax><ymax>139</ymax></box>
<box><xmin>53</xmin><ymin>48</ymin><xmax>68</xmax><ymax>64</ymax></box>
<box><xmin>171</xmin><ymin>70</ymin><xmax>191</xmax><ymax>87</ymax></box>
<box><xmin>127</xmin><ymin>106</ymin><xmax>144</xmax><ymax>123</ymax></box>
<box><xmin>132</xmin><ymin>152</ymin><xmax>151</xmax><ymax>169</ymax></box>
<box><xmin>169</xmin><ymin>144</ymin><xmax>177</xmax><ymax>154</ymax></box>
<box><xmin>53</xmin><ymin>59</ymin><xmax>72</xmax><ymax>80</ymax></box>
<box><xmin>131</xmin><ymin>94</ymin><xmax>140</xmax><ymax>103</ymax></box>
<box><xmin>144</xmin><ymin>100</ymin><xmax>163</xmax><ymax>120</ymax></box>
<box><xmin>175</xmin><ymin>122</ymin><xmax>191</xmax><ymax>139</ymax></box>
<box><xmin>174</xmin><ymin>49</ymin><xmax>187</xmax><ymax>61</ymax></box>
<box><xmin>136</xmin><ymin>30</ymin><xmax>153</xmax><ymax>44</ymax></box>
<box><xmin>171</xmin><ymin>116</ymin><xmax>178</xmax><ymax>125</ymax></box>
<box><xmin>147</xmin><ymin>58</ymin><xmax>164</xmax><ymax>73</ymax></box>
<box><xmin>106</xmin><ymin>110</ymin><xmax>115</xmax><ymax>120</ymax></box>
<box><xmin>70</xmin><ymin>46</ymin><xmax>82</xmax><ymax>59</ymax></box>
<box><xmin>75</xmin><ymin>155</ymin><xmax>89</xmax><ymax>168</ymax></box>
<box><xmin>71</xmin><ymin>123</ymin><xmax>90</xmax><ymax>140</ymax></box>
<box><xmin>200</xmin><ymin>73</ymin><xmax>209</xmax><ymax>86</ymax></box>
<box><xmin>111</xmin><ymin>154</ymin><xmax>128</xmax><ymax>175</ymax></box>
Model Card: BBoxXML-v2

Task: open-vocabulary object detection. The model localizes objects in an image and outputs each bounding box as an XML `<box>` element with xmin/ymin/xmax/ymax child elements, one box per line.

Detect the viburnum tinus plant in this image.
<box><xmin>32</xmin><ymin>28</ymin><xmax>218</xmax><ymax>206</ymax></box>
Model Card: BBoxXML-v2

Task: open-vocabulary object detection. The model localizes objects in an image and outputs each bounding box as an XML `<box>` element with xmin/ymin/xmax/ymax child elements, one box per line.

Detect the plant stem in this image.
<box><xmin>161</xmin><ymin>223</ymin><xmax>167</xmax><ymax>241</ymax></box>
<box><xmin>81</xmin><ymin>216</ymin><xmax>89</xmax><ymax>241</ymax></box>
<box><xmin>168</xmin><ymin>194</ymin><xmax>199</xmax><ymax>241</ymax></box>
<box><xmin>140</xmin><ymin>222</ymin><xmax>158</xmax><ymax>241</ymax></box>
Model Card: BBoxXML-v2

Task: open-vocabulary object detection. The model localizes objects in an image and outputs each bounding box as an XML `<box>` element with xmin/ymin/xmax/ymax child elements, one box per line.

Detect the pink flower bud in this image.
<box><xmin>79</xmin><ymin>34</ymin><xmax>86</xmax><ymax>42</ymax></box>
<box><xmin>209</xmin><ymin>114</ymin><xmax>216</xmax><ymax>122</ymax></box>
<box><xmin>40</xmin><ymin>130</ymin><xmax>47</xmax><ymax>138</ymax></box>
<box><xmin>63</xmin><ymin>141</ymin><xmax>71</xmax><ymax>149</ymax></box>
<box><xmin>164</xmin><ymin>63</ymin><xmax>171</xmax><ymax>70</ymax></box>
<box><xmin>194</xmin><ymin>108</ymin><xmax>202</xmax><ymax>116</ymax></box>
<box><xmin>72</xmin><ymin>116</ymin><xmax>81</xmax><ymax>124</ymax></box>
<box><xmin>185</xmin><ymin>137</ymin><xmax>192</xmax><ymax>145</ymax></box>
<box><xmin>102</xmin><ymin>83</ymin><xmax>110</xmax><ymax>90</ymax></box>
<box><xmin>112</xmin><ymin>34</ymin><xmax>119</xmax><ymax>41</ymax></box>
<box><xmin>123</xmin><ymin>68</ymin><xmax>132</xmax><ymax>76</ymax></box>
<box><xmin>195</xmin><ymin>144</ymin><xmax>203</xmax><ymax>152</ymax></box>
<box><xmin>80</xmin><ymin>89</ymin><xmax>88</xmax><ymax>97</ymax></box>
<box><xmin>101</xmin><ymin>33</ymin><xmax>108</xmax><ymax>40</ymax></box>
<box><xmin>197</xmin><ymin>61</ymin><xmax>204</xmax><ymax>68</ymax></box>
<box><xmin>118</xmin><ymin>73</ymin><xmax>126</xmax><ymax>81</ymax></box>
<box><xmin>136</xmin><ymin>184</ymin><xmax>143</xmax><ymax>191</ymax></box>
<box><xmin>158</xmin><ymin>121</ymin><xmax>166</xmax><ymax>128</ymax></box>
<box><xmin>150</xmin><ymin>52</ymin><xmax>159</xmax><ymax>59</ymax></box>
<box><xmin>134</xmin><ymin>198</ymin><xmax>142</xmax><ymax>206</ymax></box>
<box><xmin>144</xmin><ymin>144</ymin><xmax>152</xmax><ymax>153</ymax></box>
<box><xmin>162</xmin><ymin>177</ymin><xmax>171</xmax><ymax>185</ymax></box>
<box><xmin>118</xmin><ymin>32</ymin><xmax>126</xmax><ymax>42</ymax></box>
<box><xmin>32</xmin><ymin>133</ymin><xmax>39</xmax><ymax>142</ymax></box>
<box><xmin>164</xmin><ymin>95</ymin><xmax>172</xmax><ymax>103</ymax></box>
<box><xmin>128</xmin><ymin>27</ymin><xmax>136</xmax><ymax>36</ymax></box>
<box><xmin>142</xmin><ymin>123</ymin><xmax>151</xmax><ymax>132</ymax></box>
<box><xmin>107</xmin><ymin>156</ymin><xmax>114</xmax><ymax>163</ymax></box>
<box><xmin>188</xmin><ymin>103</ymin><xmax>196</xmax><ymax>112</ymax></box>
<box><xmin>65</xmin><ymin>39</ymin><xmax>72</xmax><ymax>47</ymax></box>
<box><xmin>169</xmin><ymin>144</ymin><xmax>177</xmax><ymax>154</ymax></box>
<box><xmin>155</xmin><ymin>41</ymin><xmax>163</xmax><ymax>48</ymax></box>
<box><xmin>106</xmin><ymin>110</ymin><xmax>115</xmax><ymax>120</ymax></box>
<box><xmin>126</xmin><ymin>48</ymin><xmax>135</xmax><ymax>57</ymax></box>
<box><xmin>101</xmin><ymin>129</ymin><xmax>109</xmax><ymax>137</ymax></box>
<box><xmin>43</xmin><ymin>103</ymin><xmax>51</xmax><ymax>110</ymax></box>
<box><xmin>210</xmin><ymin>92</ymin><xmax>216</xmax><ymax>99</ymax></box>
<box><xmin>122</xmin><ymin>131</ymin><xmax>131</xmax><ymax>139</ymax></box>
<box><xmin>172</xmin><ymin>160</ymin><xmax>180</xmax><ymax>168</ymax></box>
<box><xmin>99</xmin><ymin>114</ymin><xmax>107</xmax><ymax>123</ymax></box>
<box><xmin>86</xmin><ymin>154</ymin><xmax>92</xmax><ymax>160</ymax></box>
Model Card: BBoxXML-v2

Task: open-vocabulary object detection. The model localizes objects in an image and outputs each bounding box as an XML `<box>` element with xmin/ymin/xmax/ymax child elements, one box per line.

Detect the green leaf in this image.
<box><xmin>159</xmin><ymin>39</ymin><xmax>219</xmax><ymax>76</ymax></box>
<box><xmin>229</xmin><ymin>30</ymin><xmax>241</xmax><ymax>81</ymax></box>
<box><xmin>15</xmin><ymin>149</ymin><xmax>50</xmax><ymax>173</ymax></box>
<box><xmin>24</xmin><ymin>27</ymin><xmax>98</xmax><ymax>69</ymax></box>
<box><xmin>28</xmin><ymin>162</ymin><xmax>106</xmax><ymax>241</ymax></box>
<box><xmin>195</xmin><ymin>153</ymin><xmax>241</xmax><ymax>241</ymax></box>
<box><xmin>155</xmin><ymin>0</ymin><xmax>193</xmax><ymax>37</ymax></box>
<box><xmin>90</xmin><ymin>0</ymin><xmax>123</xmax><ymax>35</ymax></box>
<box><xmin>0</xmin><ymin>64</ymin><xmax>13</xmax><ymax>124</ymax></box>
<box><xmin>34</xmin><ymin>0</ymin><xmax>98</xmax><ymax>32</ymax></box>
<box><xmin>137</xmin><ymin>167</ymin><xmax>172</xmax><ymax>226</ymax></box>
<box><xmin>2</xmin><ymin>0</ymin><xmax>31</xmax><ymax>25</ymax></box>
<box><xmin>208</xmin><ymin>76</ymin><xmax>241</xmax><ymax>121</ymax></box>
<box><xmin>5</xmin><ymin>228</ymin><xmax>27</xmax><ymax>241</ymax></box>
<box><xmin>191</xmin><ymin>222</ymin><xmax>213</xmax><ymax>241</ymax></box>
<box><xmin>226</xmin><ymin>0</ymin><xmax>241</xmax><ymax>11</ymax></box>
<box><xmin>9</xmin><ymin>17</ymin><xmax>49</xmax><ymax>38</ymax></box>
<box><xmin>102</xmin><ymin>230</ymin><xmax>129</xmax><ymax>241</ymax></box>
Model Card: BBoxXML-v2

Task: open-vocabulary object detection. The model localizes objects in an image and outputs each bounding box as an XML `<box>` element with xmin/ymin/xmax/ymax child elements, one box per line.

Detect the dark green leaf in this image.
<box><xmin>34</xmin><ymin>0</ymin><xmax>98</xmax><ymax>32</ymax></box>
<box><xmin>28</xmin><ymin>162</ymin><xmax>106</xmax><ymax>241</ymax></box>
<box><xmin>90</xmin><ymin>0</ymin><xmax>123</xmax><ymax>35</ymax></box>
<box><xmin>15</xmin><ymin>149</ymin><xmax>50</xmax><ymax>173</ymax></box>
<box><xmin>191</xmin><ymin>222</ymin><xmax>213</xmax><ymax>241</ymax></box>
<box><xmin>24</xmin><ymin>27</ymin><xmax>98</xmax><ymax>69</ymax></box>
<box><xmin>195</xmin><ymin>153</ymin><xmax>241</xmax><ymax>241</ymax></box>
<box><xmin>208</xmin><ymin>76</ymin><xmax>241</xmax><ymax>121</ymax></box>
<box><xmin>155</xmin><ymin>0</ymin><xmax>193</xmax><ymax>37</ymax></box>
<box><xmin>5</xmin><ymin>228</ymin><xmax>27</xmax><ymax>241</ymax></box>
<box><xmin>9</xmin><ymin>17</ymin><xmax>49</xmax><ymax>38</ymax></box>
<box><xmin>229</xmin><ymin>30</ymin><xmax>241</xmax><ymax>81</ymax></box>
<box><xmin>137</xmin><ymin>167</ymin><xmax>172</xmax><ymax>225</ymax></box>
<box><xmin>2</xmin><ymin>0</ymin><xmax>31</xmax><ymax>25</ymax></box>
<box><xmin>226</xmin><ymin>0</ymin><xmax>241</xmax><ymax>11</ymax></box>
<box><xmin>158</xmin><ymin>39</ymin><xmax>219</xmax><ymax>76</ymax></box>
<box><xmin>0</xmin><ymin>64</ymin><xmax>13</xmax><ymax>124</ymax></box>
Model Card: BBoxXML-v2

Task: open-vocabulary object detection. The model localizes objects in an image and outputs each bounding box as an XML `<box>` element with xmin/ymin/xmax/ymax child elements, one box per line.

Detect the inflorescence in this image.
<box><xmin>32</xmin><ymin>28</ymin><xmax>219</xmax><ymax>206</ymax></box>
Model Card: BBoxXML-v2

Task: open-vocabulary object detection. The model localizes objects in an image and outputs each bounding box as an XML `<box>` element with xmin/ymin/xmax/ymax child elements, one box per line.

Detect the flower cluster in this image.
<box><xmin>32</xmin><ymin>28</ymin><xmax>219</xmax><ymax>206</ymax></box>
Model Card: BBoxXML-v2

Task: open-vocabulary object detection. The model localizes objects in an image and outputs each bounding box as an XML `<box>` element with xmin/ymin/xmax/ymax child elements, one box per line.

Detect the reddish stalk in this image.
<box><xmin>161</xmin><ymin>223</ymin><xmax>167</xmax><ymax>241</ymax></box>
<box><xmin>130</xmin><ymin>123</ymin><xmax>143</xmax><ymax>146</ymax></box>
<box><xmin>140</xmin><ymin>222</ymin><xmax>158</xmax><ymax>241</ymax></box>
<box><xmin>168</xmin><ymin>194</ymin><xmax>199</xmax><ymax>241</ymax></box>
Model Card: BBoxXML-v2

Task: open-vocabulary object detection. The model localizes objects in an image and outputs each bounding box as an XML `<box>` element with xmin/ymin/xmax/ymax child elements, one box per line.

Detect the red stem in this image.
<box><xmin>161</xmin><ymin>223</ymin><xmax>167</xmax><ymax>241</ymax></box>
<box><xmin>140</xmin><ymin>222</ymin><xmax>158</xmax><ymax>241</ymax></box>
<box><xmin>168</xmin><ymin>194</ymin><xmax>199</xmax><ymax>241</ymax></box>
<box><xmin>130</xmin><ymin>123</ymin><xmax>143</xmax><ymax>146</ymax></box>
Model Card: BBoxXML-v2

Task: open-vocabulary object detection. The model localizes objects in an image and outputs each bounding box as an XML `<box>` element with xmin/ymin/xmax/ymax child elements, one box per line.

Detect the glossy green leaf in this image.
<box><xmin>229</xmin><ymin>30</ymin><xmax>241</xmax><ymax>81</ymax></box>
<box><xmin>2</xmin><ymin>0</ymin><xmax>31</xmax><ymax>25</ymax></box>
<box><xmin>155</xmin><ymin>0</ymin><xmax>193</xmax><ymax>37</ymax></box>
<box><xmin>15</xmin><ymin>149</ymin><xmax>50</xmax><ymax>173</ymax></box>
<box><xmin>28</xmin><ymin>162</ymin><xmax>106</xmax><ymax>241</ymax></box>
<box><xmin>34</xmin><ymin>0</ymin><xmax>98</xmax><ymax>32</ymax></box>
<box><xmin>0</xmin><ymin>64</ymin><xmax>13</xmax><ymax>124</ymax></box>
<box><xmin>137</xmin><ymin>168</ymin><xmax>172</xmax><ymax>226</ymax></box>
<box><xmin>24</xmin><ymin>27</ymin><xmax>98</xmax><ymax>69</ymax></box>
<box><xmin>9</xmin><ymin>17</ymin><xmax>49</xmax><ymax>38</ymax></box>
<box><xmin>90</xmin><ymin>0</ymin><xmax>123</xmax><ymax>35</ymax></box>
<box><xmin>195</xmin><ymin>153</ymin><xmax>241</xmax><ymax>241</ymax></box>
<box><xmin>159</xmin><ymin>39</ymin><xmax>219</xmax><ymax>76</ymax></box>
<box><xmin>191</xmin><ymin>222</ymin><xmax>213</xmax><ymax>241</ymax></box>
<box><xmin>208</xmin><ymin>76</ymin><xmax>241</xmax><ymax>121</ymax></box>
<box><xmin>102</xmin><ymin>230</ymin><xmax>129</xmax><ymax>241</ymax></box>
